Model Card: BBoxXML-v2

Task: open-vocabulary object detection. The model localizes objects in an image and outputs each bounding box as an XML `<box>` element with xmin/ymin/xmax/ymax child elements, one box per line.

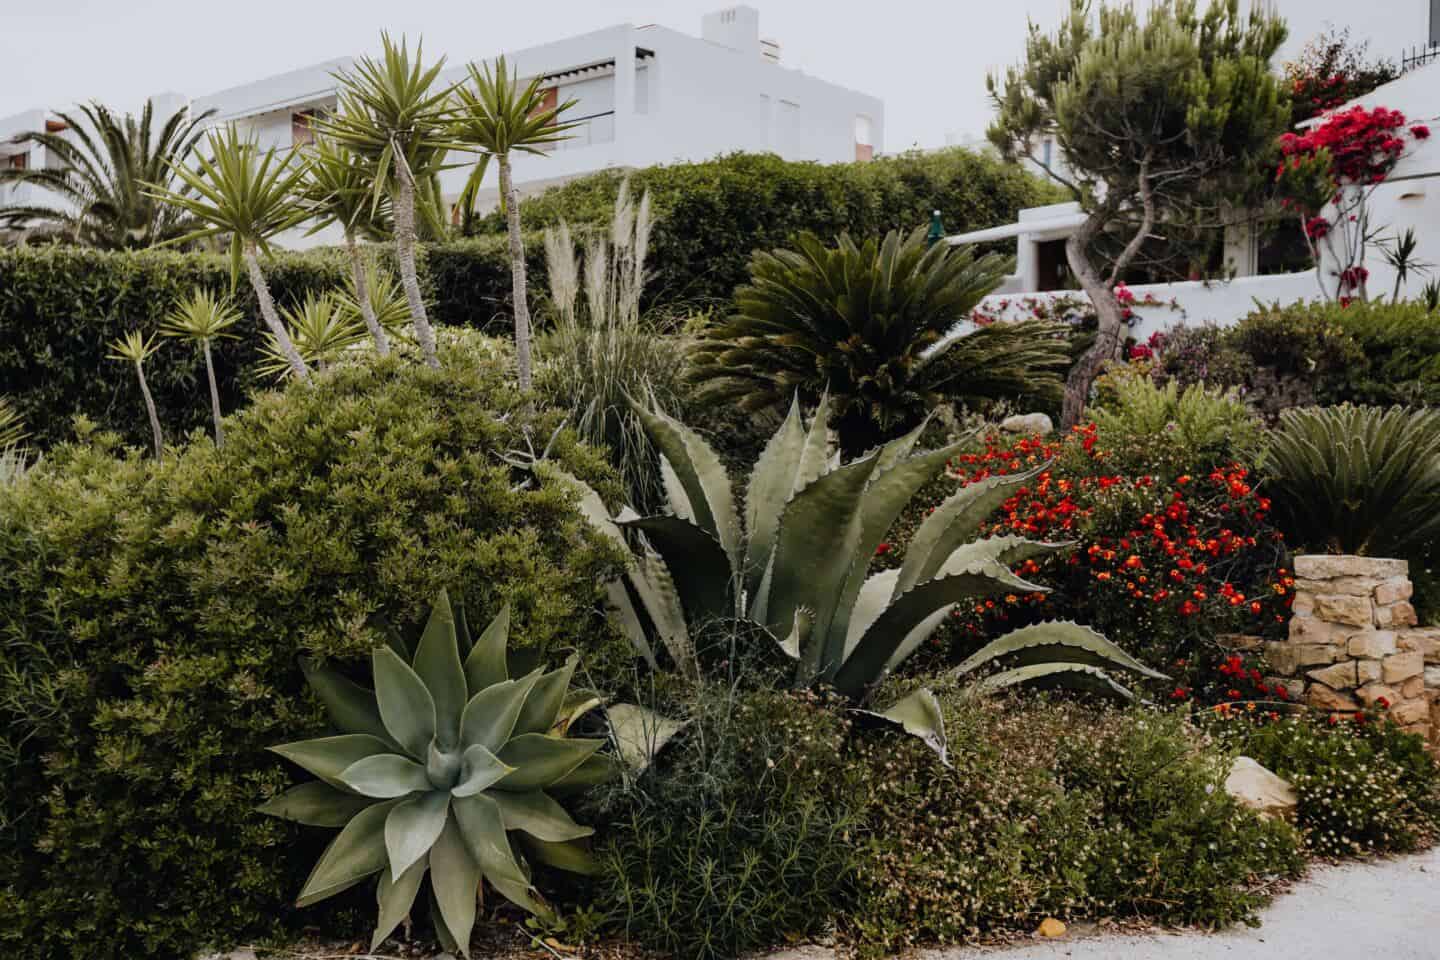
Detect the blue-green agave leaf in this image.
<box><xmin>373</xmin><ymin>646</ymin><xmax>437</xmax><ymax>760</ymax></box>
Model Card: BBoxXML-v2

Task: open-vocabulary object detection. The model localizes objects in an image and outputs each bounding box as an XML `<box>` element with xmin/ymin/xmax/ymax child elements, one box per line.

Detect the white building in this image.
<box><xmin>191</xmin><ymin>5</ymin><xmax>883</xmax><ymax>246</ymax></box>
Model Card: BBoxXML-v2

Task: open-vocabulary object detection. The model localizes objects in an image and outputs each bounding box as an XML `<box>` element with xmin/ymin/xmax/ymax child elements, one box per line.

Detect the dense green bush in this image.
<box><xmin>469</xmin><ymin>150</ymin><xmax>1063</xmax><ymax>309</ymax></box>
<box><xmin>0</xmin><ymin>351</ymin><xmax>625</xmax><ymax>960</ymax></box>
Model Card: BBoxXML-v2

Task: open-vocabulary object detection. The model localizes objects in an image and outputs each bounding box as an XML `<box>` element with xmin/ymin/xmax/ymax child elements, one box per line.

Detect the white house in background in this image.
<box><xmin>192</xmin><ymin>5</ymin><xmax>884</xmax><ymax>247</ymax></box>
<box><xmin>947</xmin><ymin>58</ymin><xmax>1440</xmax><ymax>341</ymax></box>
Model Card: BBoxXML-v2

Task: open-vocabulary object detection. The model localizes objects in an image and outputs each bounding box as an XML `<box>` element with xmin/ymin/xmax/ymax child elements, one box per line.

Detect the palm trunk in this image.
<box><xmin>498</xmin><ymin>154</ymin><xmax>534</xmax><ymax>394</ymax></box>
<box><xmin>394</xmin><ymin>168</ymin><xmax>439</xmax><ymax>368</ymax></box>
<box><xmin>243</xmin><ymin>245</ymin><xmax>310</xmax><ymax>383</ymax></box>
<box><xmin>135</xmin><ymin>361</ymin><xmax>164</xmax><ymax>460</ymax></box>
<box><xmin>202</xmin><ymin>339</ymin><xmax>224</xmax><ymax>448</ymax></box>
<box><xmin>346</xmin><ymin>234</ymin><xmax>390</xmax><ymax>356</ymax></box>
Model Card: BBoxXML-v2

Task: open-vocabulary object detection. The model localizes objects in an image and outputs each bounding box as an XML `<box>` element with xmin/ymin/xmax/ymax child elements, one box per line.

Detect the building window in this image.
<box><xmin>854</xmin><ymin>114</ymin><xmax>874</xmax><ymax>163</ymax></box>
<box><xmin>292</xmin><ymin>110</ymin><xmax>318</xmax><ymax>146</ymax></box>
<box><xmin>7</xmin><ymin>152</ymin><xmax>27</xmax><ymax>170</ymax></box>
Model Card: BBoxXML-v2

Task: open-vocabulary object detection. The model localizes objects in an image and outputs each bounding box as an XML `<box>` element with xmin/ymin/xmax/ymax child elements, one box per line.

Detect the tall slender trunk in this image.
<box><xmin>346</xmin><ymin>234</ymin><xmax>390</xmax><ymax>356</ymax></box>
<box><xmin>202</xmin><ymin>339</ymin><xmax>224</xmax><ymax>448</ymax></box>
<box><xmin>135</xmin><ymin>361</ymin><xmax>164</xmax><ymax>460</ymax></box>
<box><xmin>394</xmin><ymin>168</ymin><xmax>439</xmax><ymax>368</ymax></box>
<box><xmin>243</xmin><ymin>244</ymin><xmax>310</xmax><ymax>383</ymax></box>
<box><xmin>498</xmin><ymin>154</ymin><xmax>534</xmax><ymax>394</ymax></box>
<box><xmin>1060</xmin><ymin>229</ymin><xmax>1128</xmax><ymax>429</ymax></box>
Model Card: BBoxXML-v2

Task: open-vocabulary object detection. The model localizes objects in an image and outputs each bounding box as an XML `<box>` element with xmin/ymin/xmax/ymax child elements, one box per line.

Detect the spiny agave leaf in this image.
<box><xmin>547</xmin><ymin>752</ymin><xmax>621</xmax><ymax>796</ymax></box>
<box><xmin>338</xmin><ymin>753</ymin><xmax>432</xmax><ymax>799</ymax></box>
<box><xmin>452</xmin><ymin>793</ymin><xmax>552</xmax><ymax>920</ymax></box>
<box><xmin>870</xmin><ymin>416</ymin><xmax>936</xmax><ymax>476</ymax></box>
<box><xmin>794</xmin><ymin>392</ymin><xmax>832</xmax><ymax>492</ymax></box>
<box><xmin>603</xmin><ymin>580</ymin><xmax>657</xmax><ymax>670</ymax></box>
<box><xmin>459</xmin><ymin>671</ymin><xmax>540</xmax><ymax>754</ymax></box>
<box><xmin>257</xmin><ymin>781</ymin><xmax>377</xmax><ymax>827</ymax></box>
<box><xmin>553</xmin><ymin>693</ymin><xmax>603</xmax><ymax>737</ymax></box>
<box><xmin>627</xmin><ymin>395</ymin><xmax>742</xmax><ymax>567</ymax></box>
<box><xmin>954</xmin><ymin>620</ymin><xmax>1168</xmax><ymax>681</ymax></box>
<box><xmin>463</xmin><ymin>604</ymin><xmax>511</xmax><ymax>696</ymax></box>
<box><xmin>428</xmin><ymin>815</ymin><xmax>480</xmax><ymax>957</ymax></box>
<box><xmin>895</xmin><ymin>463</ymin><xmax>1048</xmax><ymax>595</ymax></box>
<box><xmin>618</xmin><ymin>515</ymin><xmax>732</xmax><ymax>622</ymax></box>
<box><xmin>969</xmin><ymin>662</ymin><xmax>1137</xmax><ymax>701</ymax></box>
<box><xmin>452</xmin><ymin>743</ymin><xmax>515</xmax><ymax>798</ymax></box>
<box><xmin>413</xmin><ymin>590</ymin><xmax>467</xmax><ymax>749</ymax></box>
<box><xmin>513</xmin><ymin>656</ymin><xmax>578</xmax><ymax>737</ymax></box>
<box><xmin>372</xmin><ymin>856</ymin><xmax>428</xmax><ymax>952</ymax></box>
<box><xmin>938</xmin><ymin>535</ymin><xmax>1074</xmax><ymax>575</ymax></box>
<box><xmin>385</xmin><ymin>791</ymin><xmax>450</xmax><ymax>878</ymax></box>
<box><xmin>844</xmin><ymin>569</ymin><xmax>900</xmax><ymax>661</ymax></box>
<box><xmin>779</xmin><ymin>607</ymin><xmax>811</xmax><ymax>662</ymax></box>
<box><xmin>271</xmin><ymin>734</ymin><xmax>394</xmax><ymax>789</ymax></box>
<box><xmin>492</xmin><ymin>790</ymin><xmax>594</xmax><ymax>841</ymax></box>
<box><xmin>630</xmin><ymin>552</ymin><xmax>696</xmax><ymax>678</ymax></box>
<box><xmin>743</xmin><ymin>395</ymin><xmax>807</xmax><ymax>599</ymax></box>
<box><xmin>301</xmin><ymin>659</ymin><xmax>396</xmax><ymax>747</ymax></box>
<box><xmin>518</xmin><ymin>835</ymin><xmax>599</xmax><ymax>876</ymax></box>
<box><xmin>832</xmin><ymin>563</ymin><xmax>1047</xmax><ymax>697</ymax></box>
<box><xmin>659</xmin><ymin>455</ymin><xmax>695</xmax><ymax>523</ymax></box>
<box><xmin>493</xmin><ymin>734</ymin><xmax>604</xmax><ymax>791</ymax></box>
<box><xmin>606</xmin><ymin>703</ymin><xmax>686</xmax><ymax>772</ymax></box>
<box><xmin>296</xmin><ymin>798</ymin><xmax>402</xmax><ymax>907</ymax></box>
<box><xmin>373</xmin><ymin>647</ymin><xmax>437</xmax><ymax>761</ymax></box>
<box><xmin>858</xmin><ymin>687</ymin><xmax>950</xmax><ymax>767</ymax></box>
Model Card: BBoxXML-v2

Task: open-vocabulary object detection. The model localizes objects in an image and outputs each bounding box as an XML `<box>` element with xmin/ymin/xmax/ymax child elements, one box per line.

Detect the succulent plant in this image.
<box><xmin>545</xmin><ymin>395</ymin><xmax>1160</xmax><ymax>704</ymax></box>
<box><xmin>260</xmin><ymin>590</ymin><xmax>611</xmax><ymax>956</ymax></box>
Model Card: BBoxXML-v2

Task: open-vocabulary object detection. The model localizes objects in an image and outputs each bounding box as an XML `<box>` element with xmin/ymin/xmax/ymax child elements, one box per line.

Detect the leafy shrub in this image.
<box><xmin>585</xmin><ymin>687</ymin><xmax>864</xmax><ymax>960</ymax></box>
<box><xmin>846</xmin><ymin>695</ymin><xmax>1303</xmax><ymax>953</ymax></box>
<box><xmin>1210</xmin><ymin>708</ymin><xmax>1440</xmax><ymax>857</ymax></box>
<box><xmin>0</xmin><ymin>351</ymin><xmax>625</xmax><ymax>960</ymax></box>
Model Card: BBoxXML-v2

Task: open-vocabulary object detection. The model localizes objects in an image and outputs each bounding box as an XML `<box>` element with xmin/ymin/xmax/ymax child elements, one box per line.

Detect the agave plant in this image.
<box><xmin>545</xmin><ymin>395</ymin><xmax>1161</xmax><ymax>703</ymax></box>
<box><xmin>262</xmin><ymin>591</ymin><xmax>610</xmax><ymax>956</ymax></box>
<box><xmin>257</xmin><ymin>293</ymin><xmax>368</xmax><ymax>380</ymax></box>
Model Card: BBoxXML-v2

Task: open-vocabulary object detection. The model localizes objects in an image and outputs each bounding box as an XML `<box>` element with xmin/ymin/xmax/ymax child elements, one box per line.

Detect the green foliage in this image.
<box><xmin>266</xmin><ymin>591</ymin><xmax>608</xmax><ymax>955</ymax></box>
<box><xmin>0</xmin><ymin>244</ymin><xmax>346</xmax><ymax>447</ymax></box>
<box><xmin>1265</xmin><ymin>404</ymin><xmax>1440</xmax><ymax>558</ymax></box>
<box><xmin>0</xmin><ymin>352</ymin><xmax>625</xmax><ymax>960</ymax></box>
<box><xmin>1211</xmin><ymin>711</ymin><xmax>1440</xmax><ymax>857</ymax></box>
<box><xmin>686</xmin><ymin>228</ymin><xmax>1049</xmax><ymax>455</ymax></box>
<box><xmin>466</xmin><ymin>149</ymin><xmax>1063</xmax><ymax>309</ymax></box>
<box><xmin>0</xmin><ymin>398</ymin><xmax>25</xmax><ymax>450</ymax></box>
<box><xmin>259</xmin><ymin>292</ymin><xmax>369</xmax><ymax>380</ymax></box>
<box><xmin>847</xmin><ymin>697</ymin><xmax>1303</xmax><ymax>953</ymax></box>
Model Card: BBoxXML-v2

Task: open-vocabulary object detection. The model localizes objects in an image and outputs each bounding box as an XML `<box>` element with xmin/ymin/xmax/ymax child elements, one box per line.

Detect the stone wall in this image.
<box><xmin>1266</xmin><ymin>555</ymin><xmax>1439</xmax><ymax>743</ymax></box>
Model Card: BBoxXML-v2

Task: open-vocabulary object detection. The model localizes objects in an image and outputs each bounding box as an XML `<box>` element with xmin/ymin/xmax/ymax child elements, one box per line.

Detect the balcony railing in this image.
<box><xmin>1400</xmin><ymin>42</ymin><xmax>1440</xmax><ymax>73</ymax></box>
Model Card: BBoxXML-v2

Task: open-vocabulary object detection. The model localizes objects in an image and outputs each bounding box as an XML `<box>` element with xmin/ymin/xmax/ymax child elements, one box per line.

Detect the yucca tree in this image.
<box><xmin>687</xmin><ymin>228</ymin><xmax>1059</xmax><ymax>457</ymax></box>
<box><xmin>257</xmin><ymin>292</ymin><xmax>368</xmax><ymax>380</ymax></box>
<box><xmin>337</xmin><ymin>256</ymin><xmax>412</xmax><ymax>344</ymax></box>
<box><xmin>452</xmin><ymin>56</ymin><xmax>580</xmax><ymax>393</ymax></box>
<box><xmin>146</xmin><ymin>125</ymin><xmax>312</xmax><ymax>382</ymax></box>
<box><xmin>160</xmin><ymin>290</ymin><xmax>239</xmax><ymax>446</ymax></box>
<box><xmin>106</xmin><ymin>331</ymin><xmax>164</xmax><ymax>459</ymax></box>
<box><xmin>0</xmin><ymin>99</ymin><xmax>214</xmax><ymax>248</ymax></box>
<box><xmin>320</xmin><ymin>34</ymin><xmax>455</xmax><ymax>368</ymax></box>
<box><xmin>300</xmin><ymin>137</ymin><xmax>392</xmax><ymax>355</ymax></box>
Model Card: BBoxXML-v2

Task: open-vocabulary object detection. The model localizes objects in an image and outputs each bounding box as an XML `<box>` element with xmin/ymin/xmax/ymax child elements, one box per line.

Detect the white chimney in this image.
<box><xmin>702</xmin><ymin>6</ymin><xmax>762</xmax><ymax>57</ymax></box>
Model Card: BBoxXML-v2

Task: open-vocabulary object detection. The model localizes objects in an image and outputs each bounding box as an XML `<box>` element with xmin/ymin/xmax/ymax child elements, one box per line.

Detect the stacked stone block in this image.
<box><xmin>1265</xmin><ymin>555</ymin><xmax>1438</xmax><ymax>742</ymax></box>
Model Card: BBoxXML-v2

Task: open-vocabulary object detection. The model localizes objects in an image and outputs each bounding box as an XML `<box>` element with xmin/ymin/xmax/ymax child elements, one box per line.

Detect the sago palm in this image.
<box><xmin>300</xmin><ymin>137</ymin><xmax>392</xmax><ymax>355</ymax></box>
<box><xmin>320</xmin><ymin>34</ymin><xmax>455</xmax><ymax>368</ymax></box>
<box><xmin>106</xmin><ymin>330</ymin><xmax>165</xmax><ymax>459</ymax></box>
<box><xmin>146</xmin><ymin>125</ymin><xmax>312</xmax><ymax>382</ymax></box>
<box><xmin>687</xmin><ymin>228</ymin><xmax>1041</xmax><ymax>457</ymax></box>
<box><xmin>452</xmin><ymin>56</ymin><xmax>580</xmax><ymax>393</ymax></box>
<box><xmin>160</xmin><ymin>290</ymin><xmax>239</xmax><ymax>446</ymax></box>
<box><xmin>0</xmin><ymin>99</ymin><xmax>214</xmax><ymax>248</ymax></box>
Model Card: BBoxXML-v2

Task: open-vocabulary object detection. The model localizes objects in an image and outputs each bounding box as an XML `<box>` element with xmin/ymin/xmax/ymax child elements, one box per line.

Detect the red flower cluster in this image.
<box><xmin>1279</xmin><ymin>105</ymin><xmax>1420</xmax><ymax>187</ymax></box>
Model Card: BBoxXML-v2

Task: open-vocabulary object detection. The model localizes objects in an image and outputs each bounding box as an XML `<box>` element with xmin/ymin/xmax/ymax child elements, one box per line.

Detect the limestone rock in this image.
<box><xmin>1399</xmin><ymin>628</ymin><xmax>1440</xmax><ymax>662</ymax></box>
<box><xmin>1426</xmin><ymin>665</ymin><xmax>1440</xmax><ymax>689</ymax></box>
<box><xmin>1264</xmin><ymin>676</ymin><xmax>1306</xmax><ymax>700</ymax></box>
<box><xmin>1295</xmin><ymin>576</ymin><xmax>1380</xmax><ymax>597</ymax></box>
<box><xmin>1383</xmin><ymin>651</ymin><xmax>1424</xmax><ymax>684</ymax></box>
<box><xmin>1288</xmin><ymin>615</ymin><xmax>1354</xmax><ymax>648</ymax></box>
<box><xmin>1001</xmin><ymin>413</ymin><xmax>1054</xmax><ymax>436</ymax></box>
<box><xmin>1348</xmin><ymin>629</ymin><xmax>1398</xmax><ymax>659</ymax></box>
<box><xmin>1374</xmin><ymin>601</ymin><xmax>1418</xmax><ymax>629</ymax></box>
<box><xmin>1225</xmin><ymin>757</ymin><xmax>1298</xmax><ymax>819</ymax></box>
<box><xmin>1307</xmin><ymin>661</ymin><xmax>1358</xmax><ymax>689</ymax></box>
<box><xmin>1357</xmin><ymin>683</ymin><xmax>1401</xmax><ymax>708</ymax></box>
<box><xmin>1313</xmin><ymin>593</ymin><xmax>1375</xmax><ymax>628</ymax></box>
<box><xmin>1390</xmin><ymin>699</ymin><xmax>1431</xmax><ymax>726</ymax></box>
<box><xmin>1307</xmin><ymin>684</ymin><xmax>1360</xmax><ymax>711</ymax></box>
<box><xmin>1374</xmin><ymin>577</ymin><xmax>1414</xmax><ymax>605</ymax></box>
<box><xmin>1294</xmin><ymin>555</ymin><xmax>1408</xmax><ymax>580</ymax></box>
<box><xmin>1216</xmin><ymin>634</ymin><xmax>1264</xmax><ymax>652</ymax></box>
<box><xmin>1401</xmin><ymin>676</ymin><xmax>1426</xmax><ymax>699</ymax></box>
<box><xmin>1356</xmin><ymin>659</ymin><xmax>1382</xmax><ymax>685</ymax></box>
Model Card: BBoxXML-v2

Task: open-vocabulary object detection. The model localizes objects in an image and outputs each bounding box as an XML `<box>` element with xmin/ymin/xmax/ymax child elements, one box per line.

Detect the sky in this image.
<box><xmin>0</xmin><ymin>0</ymin><xmax>1430</xmax><ymax>151</ymax></box>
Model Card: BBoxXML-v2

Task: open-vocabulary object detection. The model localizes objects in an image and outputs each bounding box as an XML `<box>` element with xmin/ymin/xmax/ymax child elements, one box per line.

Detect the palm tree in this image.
<box><xmin>160</xmin><ymin>290</ymin><xmax>239</xmax><ymax>446</ymax></box>
<box><xmin>320</xmin><ymin>34</ymin><xmax>454</xmax><ymax>368</ymax></box>
<box><xmin>299</xmin><ymin>137</ymin><xmax>392</xmax><ymax>355</ymax></box>
<box><xmin>452</xmin><ymin>55</ymin><xmax>579</xmax><ymax>392</ymax></box>
<box><xmin>106</xmin><ymin>331</ymin><xmax>164</xmax><ymax>458</ymax></box>
<box><xmin>145</xmin><ymin>125</ymin><xmax>312</xmax><ymax>382</ymax></box>
<box><xmin>0</xmin><ymin>99</ymin><xmax>214</xmax><ymax>248</ymax></box>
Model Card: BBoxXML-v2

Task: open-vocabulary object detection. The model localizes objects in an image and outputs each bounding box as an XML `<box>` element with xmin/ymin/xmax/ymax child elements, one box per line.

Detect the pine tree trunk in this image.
<box><xmin>202</xmin><ymin>339</ymin><xmax>224</xmax><ymax>448</ymax></box>
<box><xmin>498</xmin><ymin>155</ymin><xmax>534</xmax><ymax>394</ymax></box>
<box><xmin>243</xmin><ymin>245</ymin><xmax>310</xmax><ymax>383</ymax></box>
<box><xmin>347</xmin><ymin>234</ymin><xmax>390</xmax><ymax>356</ymax></box>
<box><xmin>1060</xmin><ymin>230</ymin><xmax>1128</xmax><ymax>430</ymax></box>
<box><xmin>135</xmin><ymin>361</ymin><xmax>164</xmax><ymax>459</ymax></box>
<box><xmin>394</xmin><ymin>168</ymin><xmax>439</xmax><ymax>368</ymax></box>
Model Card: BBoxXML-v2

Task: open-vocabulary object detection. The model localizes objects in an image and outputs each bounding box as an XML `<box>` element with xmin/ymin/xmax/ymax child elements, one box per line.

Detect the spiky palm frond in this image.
<box><xmin>0</xmin><ymin>99</ymin><xmax>215</xmax><ymax>248</ymax></box>
<box><xmin>336</xmin><ymin>257</ymin><xmax>411</xmax><ymax>339</ymax></box>
<box><xmin>160</xmin><ymin>289</ymin><xmax>241</xmax><ymax>344</ymax></box>
<box><xmin>0</xmin><ymin>398</ymin><xmax>27</xmax><ymax>450</ymax></box>
<box><xmin>300</xmin><ymin>136</ymin><xmax>392</xmax><ymax>239</ymax></box>
<box><xmin>258</xmin><ymin>292</ymin><xmax>368</xmax><ymax>380</ymax></box>
<box><xmin>686</xmin><ymin>228</ymin><xmax>1016</xmax><ymax>455</ymax></box>
<box><xmin>106</xmin><ymin>329</ymin><xmax>161</xmax><ymax>365</ymax></box>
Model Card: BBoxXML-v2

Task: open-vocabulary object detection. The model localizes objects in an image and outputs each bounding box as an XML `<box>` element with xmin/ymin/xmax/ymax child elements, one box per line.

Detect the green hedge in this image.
<box><xmin>0</xmin><ymin>352</ymin><xmax>625</xmax><ymax>960</ymax></box>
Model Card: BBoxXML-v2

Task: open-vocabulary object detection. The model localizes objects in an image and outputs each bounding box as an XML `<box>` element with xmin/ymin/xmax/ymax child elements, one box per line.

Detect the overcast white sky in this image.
<box><xmin>0</xmin><ymin>0</ymin><xmax>1429</xmax><ymax>150</ymax></box>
